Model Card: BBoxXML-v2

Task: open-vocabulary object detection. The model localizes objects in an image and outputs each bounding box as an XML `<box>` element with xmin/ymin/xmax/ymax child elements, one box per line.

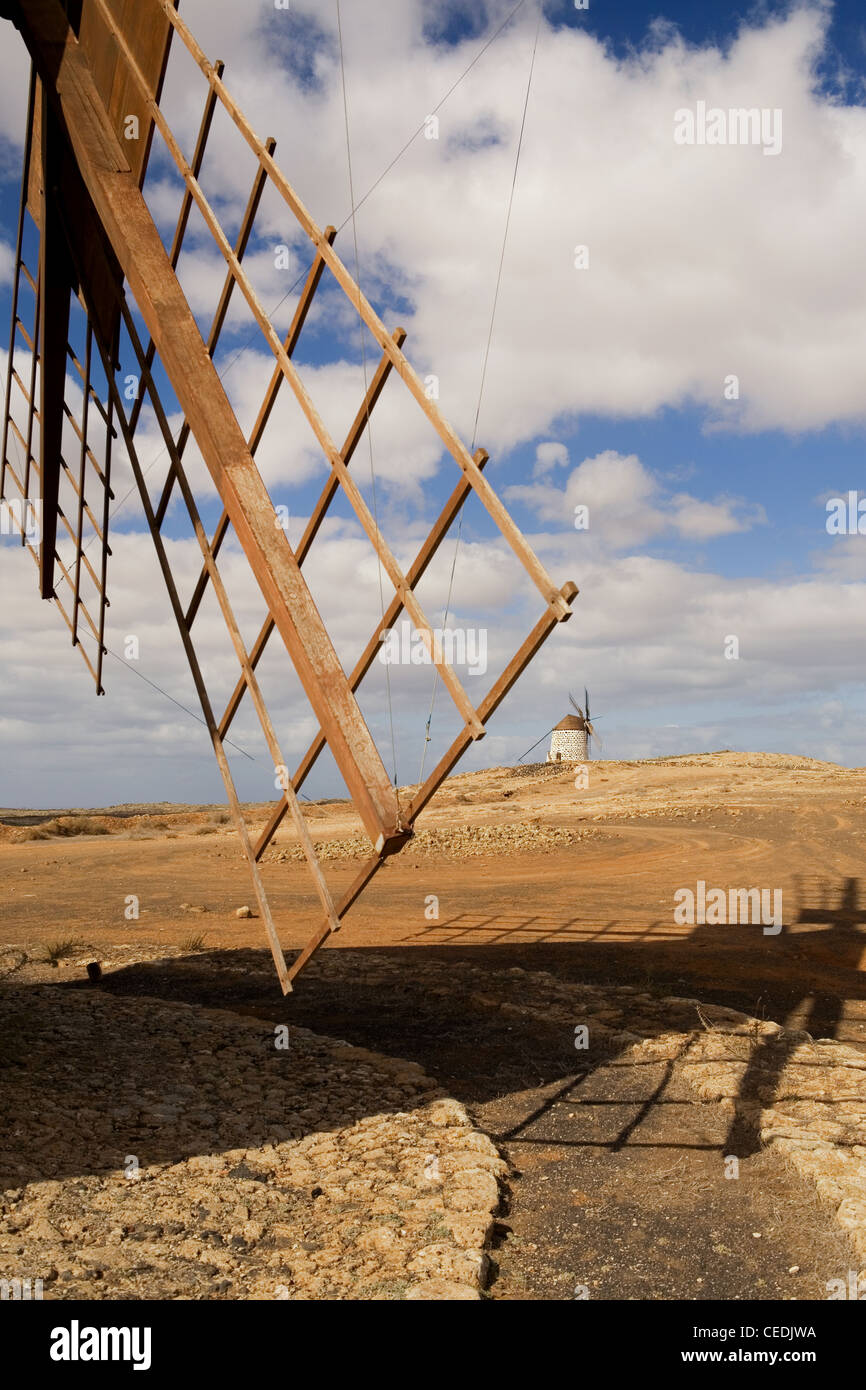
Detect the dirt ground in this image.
<box><xmin>2</xmin><ymin>750</ymin><xmax>866</xmax><ymax>1299</ymax></box>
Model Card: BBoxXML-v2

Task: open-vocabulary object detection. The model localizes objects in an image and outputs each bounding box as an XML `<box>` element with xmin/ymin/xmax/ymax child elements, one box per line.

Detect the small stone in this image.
<box><xmin>405</xmin><ymin>1278</ymin><xmax>479</xmax><ymax>1300</ymax></box>
<box><xmin>356</xmin><ymin>1226</ymin><xmax>398</xmax><ymax>1254</ymax></box>
<box><xmin>235</xmin><ymin>906</ymin><xmax>254</xmax><ymax>919</ymax></box>
<box><xmin>26</xmin><ymin>1217</ymin><xmax>65</xmax><ymax>1242</ymax></box>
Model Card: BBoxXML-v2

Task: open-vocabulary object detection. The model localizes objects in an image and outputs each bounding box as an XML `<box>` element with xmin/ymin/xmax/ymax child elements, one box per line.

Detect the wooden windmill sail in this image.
<box><xmin>569</xmin><ymin>690</ymin><xmax>603</xmax><ymax>755</ymax></box>
<box><xmin>0</xmin><ymin>0</ymin><xmax>578</xmax><ymax>992</ymax></box>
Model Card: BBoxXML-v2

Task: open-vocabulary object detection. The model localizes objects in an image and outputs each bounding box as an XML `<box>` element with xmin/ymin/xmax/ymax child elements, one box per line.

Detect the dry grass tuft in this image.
<box><xmin>43</xmin><ymin>936</ymin><xmax>90</xmax><ymax>966</ymax></box>
<box><xmin>17</xmin><ymin>816</ymin><xmax>109</xmax><ymax>841</ymax></box>
<box><xmin>179</xmin><ymin>932</ymin><xmax>208</xmax><ymax>953</ymax></box>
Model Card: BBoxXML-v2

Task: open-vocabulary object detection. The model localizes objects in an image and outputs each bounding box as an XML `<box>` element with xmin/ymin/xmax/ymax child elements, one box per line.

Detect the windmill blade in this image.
<box><xmin>587</xmin><ymin>722</ymin><xmax>604</xmax><ymax>752</ymax></box>
<box><xmin>1</xmin><ymin>0</ymin><xmax>580</xmax><ymax>994</ymax></box>
<box><xmin>569</xmin><ymin>691</ymin><xmax>586</xmax><ymax>718</ymax></box>
<box><xmin>585</xmin><ymin>686</ymin><xmax>591</xmax><ymax>722</ymax></box>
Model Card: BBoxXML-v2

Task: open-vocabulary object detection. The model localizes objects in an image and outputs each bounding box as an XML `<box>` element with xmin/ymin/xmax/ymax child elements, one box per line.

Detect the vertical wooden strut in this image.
<box><xmin>15</xmin><ymin>0</ymin><xmax>404</xmax><ymax>854</ymax></box>
<box><xmin>94</xmin><ymin>328</ymin><xmax>293</xmax><ymax>995</ymax></box>
<box><xmin>70</xmin><ymin>317</ymin><xmax>91</xmax><ymax>643</ymax></box>
<box><xmin>36</xmin><ymin>79</ymin><xmax>72</xmax><ymax>598</ymax></box>
<box><xmin>0</xmin><ymin>68</ymin><xmax>35</xmax><ymax>504</ymax></box>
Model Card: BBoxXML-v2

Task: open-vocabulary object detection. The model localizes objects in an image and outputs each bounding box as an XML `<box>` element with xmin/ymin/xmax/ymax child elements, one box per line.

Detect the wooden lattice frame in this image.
<box><xmin>0</xmin><ymin>0</ymin><xmax>578</xmax><ymax>991</ymax></box>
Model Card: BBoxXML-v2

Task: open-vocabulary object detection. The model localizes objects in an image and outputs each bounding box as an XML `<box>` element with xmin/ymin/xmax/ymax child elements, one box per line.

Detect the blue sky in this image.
<box><xmin>2</xmin><ymin>0</ymin><xmax>866</xmax><ymax>806</ymax></box>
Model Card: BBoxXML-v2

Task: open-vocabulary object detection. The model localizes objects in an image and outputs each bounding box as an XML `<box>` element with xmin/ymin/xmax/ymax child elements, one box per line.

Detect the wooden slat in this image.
<box><xmin>63</xmin><ymin>398</ymin><xmax>114</xmax><ymax>494</ymax></box>
<box><xmin>1</xmin><ymin>459</ymin><xmax>34</xmax><ymax>517</ymax></box>
<box><xmin>16</xmin><ymin>317</ymin><xmax>35</xmax><ymax>352</ymax></box>
<box><xmin>67</xmin><ymin>338</ymin><xmax>115</xmax><ymax>438</ymax></box>
<box><xmin>52</xmin><ymin>589</ymin><xmax>101</xmax><ymax>685</ymax></box>
<box><xmin>54</xmin><ymin>548</ymin><xmax>100</xmax><ymax>646</ymax></box>
<box><xmin>71</xmin><ymin>318</ymin><xmax>92</xmax><ymax>641</ymax></box>
<box><xmin>37</xmin><ymin>81</ymin><xmax>72</xmax><ymax>598</ymax></box>
<box><xmin>59</xmin><ymin>450</ymin><xmax>107</xmax><ymax>542</ymax></box>
<box><xmin>2</xmin><ymin>452</ymin><xmax>105</xmax><ymax>673</ymax></box>
<box><xmin>10</xmin><ymin>415</ymin><xmax>116</xmax><ymax>594</ymax></box>
<box><xmin>25</xmin><ymin>72</ymin><xmax>43</xmax><ymax>227</ymax></box>
<box><xmin>11</xmin><ymin>367</ymin><xmax>36</xmax><ymax>411</ymax></box>
<box><xmin>185</xmin><ymin>227</ymin><xmax>337</xmax><ymax>629</ymax></box>
<box><xmin>407</xmin><ymin>583</ymin><xmax>578</xmax><ymax>824</ymax></box>
<box><xmin>127</xmin><ymin>60</ymin><xmax>224</xmax><ymax>441</ymax></box>
<box><xmin>1</xmin><ymin>75</ymin><xmax>33</xmax><ymax>501</ymax></box>
<box><xmin>95</xmin><ymin>389</ymin><xmax>113</xmax><ymax>692</ymax></box>
<box><xmin>154</xmin><ymin>135</ymin><xmax>278</xmax><ymax>528</ymax></box>
<box><xmin>8</xmin><ymin>417</ymin><xmax>33</xmax><ymax>461</ymax></box>
<box><xmin>22</xmin><ymin>277</ymin><xmax>40</xmax><ymax>511</ymax></box>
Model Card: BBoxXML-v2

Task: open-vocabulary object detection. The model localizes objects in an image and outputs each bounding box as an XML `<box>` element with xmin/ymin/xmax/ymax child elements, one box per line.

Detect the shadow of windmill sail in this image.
<box><xmin>721</xmin><ymin>873</ymin><xmax>866</xmax><ymax>1160</ymax></box>
<box><xmin>791</xmin><ymin>874</ymin><xmax>866</xmax><ymax>1035</ymax></box>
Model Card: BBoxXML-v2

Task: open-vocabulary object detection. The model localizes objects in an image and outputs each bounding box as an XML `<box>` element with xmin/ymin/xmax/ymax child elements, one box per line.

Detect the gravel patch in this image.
<box><xmin>0</xmin><ymin>984</ymin><xmax>504</xmax><ymax>1300</ymax></box>
<box><xmin>264</xmin><ymin>821</ymin><xmax>604</xmax><ymax>863</ymax></box>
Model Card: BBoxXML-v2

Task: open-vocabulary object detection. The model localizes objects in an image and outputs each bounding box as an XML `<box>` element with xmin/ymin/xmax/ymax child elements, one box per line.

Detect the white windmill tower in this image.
<box><xmin>547</xmin><ymin>690</ymin><xmax>604</xmax><ymax>763</ymax></box>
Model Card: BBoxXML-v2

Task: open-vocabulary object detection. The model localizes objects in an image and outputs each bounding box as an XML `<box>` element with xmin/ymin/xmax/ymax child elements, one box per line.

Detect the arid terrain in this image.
<box><xmin>2</xmin><ymin>750</ymin><xmax>866</xmax><ymax>1299</ymax></box>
